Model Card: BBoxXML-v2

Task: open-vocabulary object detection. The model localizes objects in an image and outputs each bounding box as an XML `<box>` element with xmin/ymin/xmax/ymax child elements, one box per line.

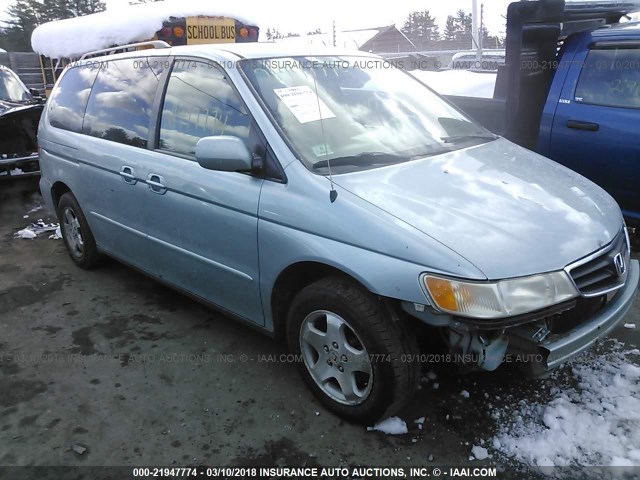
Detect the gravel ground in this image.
<box><xmin>1</xmin><ymin>177</ymin><xmax>638</xmax><ymax>479</ymax></box>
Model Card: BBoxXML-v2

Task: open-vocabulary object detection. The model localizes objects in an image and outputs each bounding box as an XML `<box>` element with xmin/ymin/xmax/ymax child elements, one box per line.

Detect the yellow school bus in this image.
<box><xmin>31</xmin><ymin>2</ymin><xmax>260</xmax><ymax>94</ymax></box>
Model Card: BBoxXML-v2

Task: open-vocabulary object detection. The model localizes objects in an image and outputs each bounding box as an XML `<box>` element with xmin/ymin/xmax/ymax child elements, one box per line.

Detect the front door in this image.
<box><xmin>138</xmin><ymin>59</ymin><xmax>266</xmax><ymax>324</ymax></box>
<box><xmin>549</xmin><ymin>45</ymin><xmax>640</xmax><ymax>218</ymax></box>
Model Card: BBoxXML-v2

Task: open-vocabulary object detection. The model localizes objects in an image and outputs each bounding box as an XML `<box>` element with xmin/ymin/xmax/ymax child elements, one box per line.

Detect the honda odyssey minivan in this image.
<box><xmin>38</xmin><ymin>43</ymin><xmax>639</xmax><ymax>423</ymax></box>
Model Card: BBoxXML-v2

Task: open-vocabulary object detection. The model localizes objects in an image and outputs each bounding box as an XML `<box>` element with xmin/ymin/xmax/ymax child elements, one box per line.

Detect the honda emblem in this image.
<box><xmin>614</xmin><ymin>253</ymin><xmax>626</xmax><ymax>277</ymax></box>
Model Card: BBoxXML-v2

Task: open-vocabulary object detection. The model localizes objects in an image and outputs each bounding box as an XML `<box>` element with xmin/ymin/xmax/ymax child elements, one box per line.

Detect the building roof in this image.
<box><xmin>270</xmin><ymin>25</ymin><xmax>416</xmax><ymax>53</ymax></box>
<box><xmin>270</xmin><ymin>29</ymin><xmax>381</xmax><ymax>50</ymax></box>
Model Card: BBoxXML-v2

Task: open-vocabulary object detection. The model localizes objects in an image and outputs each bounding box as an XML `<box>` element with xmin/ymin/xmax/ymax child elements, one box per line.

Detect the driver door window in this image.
<box><xmin>159</xmin><ymin>60</ymin><xmax>252</xmax><ymax>156</ymax></box>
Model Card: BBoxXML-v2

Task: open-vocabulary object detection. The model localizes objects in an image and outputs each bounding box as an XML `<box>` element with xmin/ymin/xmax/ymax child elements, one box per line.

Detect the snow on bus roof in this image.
<box><xmin>31</xmin><ymin>0</ymin><xmax>258</xmax><ymax>59</ymax></box>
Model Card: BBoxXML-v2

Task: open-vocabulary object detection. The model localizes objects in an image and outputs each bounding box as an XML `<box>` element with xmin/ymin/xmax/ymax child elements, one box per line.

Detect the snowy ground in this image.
<box><xmin>379</xmin><ymin>337</ymin><xmax>640</xmax><ymax>477</ymax></box>
<box><xmin>489</xmin><ymin>341</ymin><xmax>640</xmax><ymax>478</ymax></box>
<box><xmin>14</xmin><ymin>220</ymin><xmax>61</xmax><ymax>240</ymax></box>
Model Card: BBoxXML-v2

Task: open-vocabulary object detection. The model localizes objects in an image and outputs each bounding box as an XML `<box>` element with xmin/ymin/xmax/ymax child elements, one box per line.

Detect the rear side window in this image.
<box><xmin>83</xmin><ymin>58</ymin><xmax>166</xmax><ymax>148</ymax></box>
<box><xmin>158</xmin><ymin>61</ymin><xmax>251</xmax><ymax>156</ymax></box>
<box><xmin>575</xmin><ymin>48</ymin><xmax>640</xmax><ymax>109</ymax></box>
<box><xmin>48</xmin><ymin>66</ymin><xmax>98</xmax><ymax>132</ymax></box>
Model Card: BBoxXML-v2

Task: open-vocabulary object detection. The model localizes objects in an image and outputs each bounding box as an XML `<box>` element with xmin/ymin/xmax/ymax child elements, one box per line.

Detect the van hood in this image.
<box><xmin>332</xmin><ymin>138</ymin><xmax>623</xmax><ymax>280</ymax></box>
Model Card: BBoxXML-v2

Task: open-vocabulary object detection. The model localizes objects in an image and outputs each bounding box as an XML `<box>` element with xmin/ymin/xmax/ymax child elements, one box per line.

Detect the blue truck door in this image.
<box><xmin>548</xmin><ymin>44</ymin><xmax>640</xmax><ymax>219</ymax></box>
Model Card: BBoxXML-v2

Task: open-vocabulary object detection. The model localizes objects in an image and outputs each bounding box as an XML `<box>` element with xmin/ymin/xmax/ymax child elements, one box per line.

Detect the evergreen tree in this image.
<box><xmin>401</xmin><ymin>10</ymin><xmax>440</xmax><ymax>49</ymax></box>
<box><xmin>0</xmin><ymin>0</ymin><xmax>106</xmax><ymax>51</ymax></box>
<box><xmin>443</xmin><ymin>15</ymin><xmax>457</xmax><ymax>43</ymax></box>
<box><xmin>1</xmin><ymin>0</ymin><xmax>41</xmax><ymax>51</ymax></box>
<box><xmin>67</xmin><ymin>0</ymin><xmax>106</xmax><ymax>16</ymax></box>
<box><xmin>454</xmin><ymin>9</ymin><xmax>472</xmax><ymax>43</ymax></box>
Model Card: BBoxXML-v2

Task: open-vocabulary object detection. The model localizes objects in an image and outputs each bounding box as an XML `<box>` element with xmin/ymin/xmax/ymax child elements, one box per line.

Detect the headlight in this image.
<box><xmin>423</xmin><ymin>271</ymin><xmax>579</xmax><ymax>319</ymax></box>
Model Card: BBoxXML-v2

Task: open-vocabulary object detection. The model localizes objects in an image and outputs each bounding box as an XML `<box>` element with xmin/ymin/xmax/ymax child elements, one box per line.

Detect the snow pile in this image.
<box><xmin>49</xmin><ymin>226</ymin><xmax>62</xmax><ymax>240</ymax></box>
<box><xmin>471</xmin><ymin>445</ymin><xmax>490</xmax><ymax>461</ymax></box>
<box><xmin>0</xmin><ymin>168</ymin><xmax>25</xmax><ymax>176</ymax></box>
<box><xmin>411</xmin><ymin>70</ymin><xmax>497</xmax><ymax>99</ymax></box>
<box><xmin>367</xmin><ymin>417</ymin><xmax>408</xmax><ymax>435</ymax></box>
<box><xmin>14</xmin><ymin>220</ymin><xmax>61</xmax><ymax>240</ymax></box>
<box><xmin>492</xmin><ymin>345</ymin><xmax>640</xmax><ymax>467</ymax></box>
<box><xmin>31</xmin><ymin>0</ymin><xmax>259</xmax><ymax>59</ymax></box>
<box><xmin>15</xmin><ymin>228</ymin><xmax>37</xmax><ymax>239</ymax></box>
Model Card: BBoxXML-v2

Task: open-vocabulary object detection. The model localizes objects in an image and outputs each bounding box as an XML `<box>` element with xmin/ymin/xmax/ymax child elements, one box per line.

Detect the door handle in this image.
<box><xmin>119</xmin><ymin>166</ymin><xmax>137</xmax><ymax>185</ymax></box>
<box><xmin>146</xmin><ymin>173</ymin><xmax>167</xmax><ymax>195</ymax></box>
<box><xmin>567</xmin><ymin>120</ymin><xmax>600</xmax><ymax>131</ymax></box>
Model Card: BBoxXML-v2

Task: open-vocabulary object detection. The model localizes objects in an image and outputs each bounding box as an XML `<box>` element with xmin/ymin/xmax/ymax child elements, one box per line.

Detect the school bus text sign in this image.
<box><xmin>186</xmin><ymin>17</ymin><xmax>236</xmax><ymax>44</ymax></box>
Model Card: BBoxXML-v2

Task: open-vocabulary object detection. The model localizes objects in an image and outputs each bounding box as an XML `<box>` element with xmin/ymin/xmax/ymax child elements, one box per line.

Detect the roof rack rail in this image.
<box><xmin>79</xmin><ymin>40</ymin><xmax>170</xmax><ymax>60</ymax></box>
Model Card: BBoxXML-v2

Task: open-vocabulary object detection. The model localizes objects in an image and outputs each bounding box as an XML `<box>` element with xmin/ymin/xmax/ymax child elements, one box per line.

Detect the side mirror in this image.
<box><xmin>195</xmin><ymin>136</ymin><xmax>253</xmax><ymax>172</ymax></box>
<box><xmin>29</xmin><ymin>88</ymin><xmax>45</xmax><ymax>104</ymax></box>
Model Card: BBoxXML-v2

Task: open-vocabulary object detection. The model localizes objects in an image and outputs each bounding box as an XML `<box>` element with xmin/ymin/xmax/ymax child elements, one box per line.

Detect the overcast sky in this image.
<box><xmin>0</xmin><ymin>0</ymin><xmax>513</xmax><ymax>36</ymax></box>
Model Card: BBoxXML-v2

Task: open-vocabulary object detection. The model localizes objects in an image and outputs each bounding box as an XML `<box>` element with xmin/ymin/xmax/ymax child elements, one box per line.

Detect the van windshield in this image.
<box><xmin>240</xmin><ymin>56</ymin><xmax>495</xmax><ymax>173</ymax></box>
<box><xmin>0</xmin><ymin>68</ymin><xmax>32</xmax><ymax>103</ymax></box>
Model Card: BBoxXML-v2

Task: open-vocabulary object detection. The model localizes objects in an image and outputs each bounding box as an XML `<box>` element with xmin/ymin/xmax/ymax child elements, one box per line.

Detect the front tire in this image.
<box><xmin>58</xmin><ymin>192</ymin><xmax>103</xmax><ymax>269</ymax></box>
<box><xmin>286</xmin><ymin>276</ymin><xmax>419</xmax><ymax>424</ymax></box>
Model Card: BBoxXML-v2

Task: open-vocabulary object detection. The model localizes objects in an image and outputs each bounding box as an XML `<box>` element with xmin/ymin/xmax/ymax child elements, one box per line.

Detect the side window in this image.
<box><xmin>159</xmin><ymin>61</ymin><xmax>251</xmax><ymax>156</ymax></box>
<box><xmin>575</xmin><ymin>48</ymin><xmax>640</xmax><ymax>109</ymax></box>
<box><xmin>48</xmin><ymin>66</ymin><xmax>98</xmax><ymax>133</ymax></box>
<box><xmin>83</xmin><ymin>57</ymin><xmax>166</xmax><ymax>148</ymax></box>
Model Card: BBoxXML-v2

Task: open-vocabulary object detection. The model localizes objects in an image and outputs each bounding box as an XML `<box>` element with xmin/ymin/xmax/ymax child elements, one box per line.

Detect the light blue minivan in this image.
<box><xmin>38</xmin><ymin>43</ymin><xmax>639</xmax><ymax>423</ymax></box>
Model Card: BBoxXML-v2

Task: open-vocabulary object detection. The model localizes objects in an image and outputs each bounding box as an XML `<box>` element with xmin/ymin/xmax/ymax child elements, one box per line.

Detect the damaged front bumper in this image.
<box><xmin>514</xmin><ymin>259</ymin><xmax>639</xmax><ymax>374</ymax></box>
<box><xmin>404</xmin><ymin>259</ymin><xmax>639</xmax><ymax>375</ymax></box>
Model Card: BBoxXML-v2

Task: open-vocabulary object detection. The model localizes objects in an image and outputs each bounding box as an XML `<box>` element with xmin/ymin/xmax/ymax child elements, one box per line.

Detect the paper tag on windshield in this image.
<box><xmin>312</xmin><ymin>144</ymin><xmax>333</xmax><ymax>157</ymax></box>
<box><xmin>274</xmin><ymin>86</ymin><xmax>336</xmax><ymax>124</ymax></box>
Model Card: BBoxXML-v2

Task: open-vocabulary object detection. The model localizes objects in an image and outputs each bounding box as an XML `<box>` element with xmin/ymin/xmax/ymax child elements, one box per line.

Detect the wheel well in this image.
<box><xmin>271</xmin><ymin>262</ymin><xmax>362</xmax><ymax>339</ymax></box>
<box><xmin>51</xmin><ymin>182</ymin><xmax>71</xmax><ymax>213</ymax></box>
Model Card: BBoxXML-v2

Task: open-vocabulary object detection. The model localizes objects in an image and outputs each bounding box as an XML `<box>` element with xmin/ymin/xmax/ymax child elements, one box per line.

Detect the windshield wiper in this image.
<box><xmin>440</xmin><ymin>134</ymin><xmax>497</xmax><ymax>144</ymax></box>
<box><xmin>312</xmin><ymin>152</ymin><xmax>406</xmax><ymax>170</ymax></box>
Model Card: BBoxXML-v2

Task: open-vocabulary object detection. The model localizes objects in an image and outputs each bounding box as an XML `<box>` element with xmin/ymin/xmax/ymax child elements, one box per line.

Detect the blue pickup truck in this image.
<box><xmin>440</xmin><ymin>0</ymin><xmax>640</xmax><ymax>224</ymax></box>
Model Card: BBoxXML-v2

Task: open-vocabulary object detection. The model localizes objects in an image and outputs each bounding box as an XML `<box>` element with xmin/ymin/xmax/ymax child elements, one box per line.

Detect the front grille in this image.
<box><xmin>549</xmin><ymin>295</ymin><xmax>606</xmax><ymax>334</ymax></box>
<box><xmin>567</xmin><ymin>230</ymin><xmax>630</xmax><ymax>297</ymax></box>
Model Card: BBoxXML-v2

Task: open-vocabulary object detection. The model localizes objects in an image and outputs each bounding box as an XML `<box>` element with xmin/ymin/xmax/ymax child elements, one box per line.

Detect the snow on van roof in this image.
<box><xmin>31</xmin><ymin>0</ymin><xmax>258</xmax><ymax>59</ymax></box>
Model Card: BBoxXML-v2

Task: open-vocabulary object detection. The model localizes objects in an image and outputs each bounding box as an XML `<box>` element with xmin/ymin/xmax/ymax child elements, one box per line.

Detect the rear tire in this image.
<box><xmin>286</xmin><ymin>276</ymin><xmax>419</xmax><ymax>424</ymax></box>
<box><xmin>58</xmin><ymin>192</ymin><xmax>103</xmax><ymax>269</ymax></box>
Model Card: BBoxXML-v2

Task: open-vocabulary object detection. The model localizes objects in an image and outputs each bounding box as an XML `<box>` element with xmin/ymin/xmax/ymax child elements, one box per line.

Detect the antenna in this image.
<box><xmin>310</xmin><ymin>58</ymin><xmax>338</xmax><ymax>203</ymax></box>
